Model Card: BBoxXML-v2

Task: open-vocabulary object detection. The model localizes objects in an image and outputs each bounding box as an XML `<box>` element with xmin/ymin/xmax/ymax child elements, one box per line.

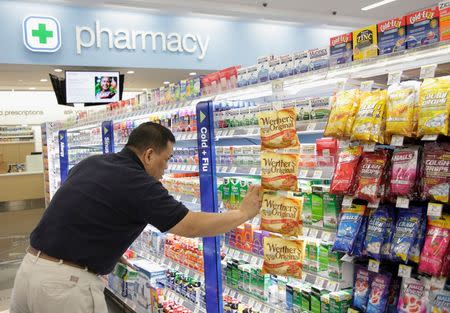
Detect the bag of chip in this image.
<box><xmin>354</xmin><ymin>150</ymin><xmax>390</xmax><ymax>203</ymax></box>
<box><xmin>386</xmin><ymin>81</ymin><xmax>421</xmax><ymax>137</ymax></box>
<box><xmin>261</xmin><ymin>151</ymin><xmax>299</xmax><ymax>191</ymax></box>
<box><xmin>390</xmin><ymin>146</ymin><xmax>421</xmax><ymax>198</ymax></box>
<box><xmin>397</xmin><ymin>277</ymin><xmax>429</xmax><ymax>313</ymax></box>
<box><xmin>262</xmin><ymin>236</ymin><xmax>304</xmax><ymax>278</ymax></box>
<box><xmin>364</xmin><ymin>206</ymin><xmax>389</xmax><ymax>260</ymax></box>
<box><xmin>428</xmin><ymin>290</ymin><xmax>450</xmax><ymax>313</ymax></box>
<box><xmin>330</xmin><ymin>146</ymin><xmax>363</xmax><ymax>195</ymax></box>
<box><xmin>418</xmin><ymin>76</ymin><xmax>450</xmax><ymax>136</ymax></box>
<box><xmin>332</xmin><ymin>203</ymin><xmax>367</xmax><ymax>254</ymax></box>
<box><xmin>260</xmin><ymin>191</ymin><xmax>303</xmax><ymax>236</ymax></box>
<box><xmin>258</xmin><ymin>108</ymin><xmax>300</xmax><ymax>150</ymax></box>
<box><xmin>324</xmin><ymin>89</ymin><xmax>360</xmax><ymax>138</ymax></box>
<box><xmin>386</xmin><ymin>277</ymin><xmax>402</xmax><ymax>313</ymax></box>
<box><xmin>422</xmin><ymin>142</ymin><xmax>450</xmax><ymax>204</ymax></box>
<box><xmin>418</xmin><ymin>214</ymin><xmax>450</xmax><ymax>276</ymax></box>
<box><xmin>367</xmin><ymin>271</ymin><xmax>392</xmax><ymax>313</ymax></box>
<box><xmin>390</xmin><ymin>206</ymin><xmax>422</xmax><ymax>263</ymax></box>
<box><xmin>381</xmin><ymin>205</ymin><xmax>396</xmax><ymax>260</ymax></box>
<box><xmin>353</xmin><ymin>266</ymin><xmax>372</xmax><ymax>311</ymax></box>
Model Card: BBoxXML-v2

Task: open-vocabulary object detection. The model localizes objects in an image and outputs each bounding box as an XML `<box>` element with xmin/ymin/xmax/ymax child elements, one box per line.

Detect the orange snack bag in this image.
<box><xmin>262</xmin><ymin>236</ymin><xmax>304</xmax><ymax>278</ymax></box>
<box><xmin>325</xmin><ymin>89</ymin><xmax>361</xmax><ymax>138</ymax></box>
<box><xmin>258</xmin><ymin>108</ymin><xmax>300</xmax><ymax>150</ymax></box>
<box><xmin>261</xmin><ymin>151</ymin><xmax>299</xmax><ymax>191</ymax></box>
<box><xmin>260</xmin><ymin>192</ymin><xmax>303</xmax><ymax>236</ymax></box>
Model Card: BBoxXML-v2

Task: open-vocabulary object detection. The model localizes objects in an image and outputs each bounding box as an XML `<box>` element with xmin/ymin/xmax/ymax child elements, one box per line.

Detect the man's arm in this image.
<box><xmin>169</xmin><ymin>185</ymin><xmax>262</xmax><ymax>238</ymax></box>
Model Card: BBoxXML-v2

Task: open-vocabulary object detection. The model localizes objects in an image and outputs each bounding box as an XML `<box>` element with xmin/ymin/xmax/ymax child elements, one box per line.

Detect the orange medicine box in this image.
<box><xmin>353</xmin><ymin>24</ymin><xmax>378</xmax><ymax>60</ymax></box>
<box><xmin>235</xmin><ymin>226</ymin><xmax>245</xmax><ymax>250</ymax></box>
<box><xmin>243</xmin><ymin>223</ymin><xmax>254</xmax><ymax>252</ymax></box>
<box><xmin>440</xmin><ymin>1</ymin><xmax>450</xmax><ymax>41</ymax></box>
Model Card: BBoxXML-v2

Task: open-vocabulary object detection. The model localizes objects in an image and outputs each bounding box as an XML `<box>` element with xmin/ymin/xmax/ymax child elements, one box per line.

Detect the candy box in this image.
<box><xmin>278</xmin><ymin>54</ymin><xmax>294</xmax><ymax>78</ymax></box>
<box><xmin>257</xmin><ymin>55</ymin><xmax>272</xmax><ymax>83</ymax></box>
<box><xmin>293</xmin><ymin>285</ymin><xmax>303</xmax><ymax>312</ymax></box>
<box><xmin>329</xmin><ymin>290</ymin><xmax>352</xmax><ymax>313</ymax></box>
<box><xmin>353</xmin><ymin>24</ymin><xmax>378</xmax><ymax>60</ymax></box>
<box><xmin>440</xmin><ymin>1</ymin><xmax>450</xmax><ymax>41</ymax></box>
<box><xmin>301</xmin><ymin>286</ymin><xmax>312</xmax><ymax>312</ymax></box>
<box><xmin>237</xmin><ymin>67</ymin><xmax>248</xmax><ymax>88</ymax></box>
<box><xmin>235</xmin><ymin>226</ymin><xmax>245</xmax><ymax>250</ymax></box>
<box><xmin>310</xmin><ymin>97</ymin><xmax>331</xmax><ymax>121</ymax></box>
<box><xmin>247</xmin><ymin>65</ymin><xmax>259</xmax><ymax>85</ymax></box>
<box><xmin>320</xmin><ymin>293</ymin><xmax>330</xmax><ymax>313</ymax></box>
<box><xmin>268</xmin><ymin>57</ymin><xmax>280</xmax><ymax>81</ymax></box>
<box><xmin>329</xmin><ymin>32</ymin><xmax>353</xmax><ymax>66</ymax></box>
<box><xmin>406</xmin><ymin>6</ymin><xmax>440</xmax><ymax>49</ymax></box>
<box><xmin>243</xmin><ymin>223</ymin><xmax>254</xmax><ymax>252</ymax></box>
<box><xmin>311</xmin><ymin>286</ymin><xmax>328</xmax><ymax>313</ymax></box>
<box><xmin>307</xmin><ymin>47</ymin><xmax>330</xmax><ymax>71</ymax></box>
<box><xmin>292</xmin><ymin>51</ymin><xmax>309</xmax><ymax>74</ymax></box>
<box><xmin>378</xmin><ymin>16</ymin><xmax>406</xmax><ymax>55</ymax></box>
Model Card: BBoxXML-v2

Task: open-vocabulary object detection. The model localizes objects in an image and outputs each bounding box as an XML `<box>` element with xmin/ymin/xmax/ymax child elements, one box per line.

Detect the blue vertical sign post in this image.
<box><xmin>58</xmin><ymin>130</ymin><xmax>68</xmax><ymax>182</ymax></box>
<box><xmin>196</xmin><ymin>101</ymin><xmax>223</xmax><ymax>313</ymax></box>
<box><xmin>101</xmin><ymin>120</ymin><xmax>114</xmax><ymax>154</ymax></box>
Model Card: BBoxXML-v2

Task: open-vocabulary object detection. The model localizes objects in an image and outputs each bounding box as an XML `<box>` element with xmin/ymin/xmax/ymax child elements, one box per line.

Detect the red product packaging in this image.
<box><xmin>316</xmin><ymin>138</ymin><xmax>338</xmax><ymax>166</ymax></box>
<box><xmin>201</xmin><ymin>75</ymin><xmax>211</xmax><ymax>95</ymax></box>
<box><xmin>330</xmin><ymin>146</ymin><xmax>363</xmax><ymax>195</ymax></box>
<box><xmin>354</xmin><ymin>150</ymin><xmax>390</xmax><ymax>202</ymax></box>
<box><xmin>422</xmin><ymin>143</ymin><xmax>450</xmax><ymax>204</ymax></box>
<box><xmin>418</xmin><ymin>214</ymin><xmax>450</xmax><ymax>276</ymax></box>
<box><xmin>208</xmin><ymin>72</ymin><xmax>221</xmax><ymax>94</ymax></box>
<box><xmin>390</xmin><ymin>146</ymin><xmax>420</xmax><ymax>198</ymax></box>
<box><xmin>440</xmin><ymin>1</ymin><xmax>450</xmax><ymax>41</ymax></box>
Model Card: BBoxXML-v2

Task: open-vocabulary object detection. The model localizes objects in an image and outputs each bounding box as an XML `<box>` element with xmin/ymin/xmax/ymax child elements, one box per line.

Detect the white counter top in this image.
<box><xmin>0</xmin><ymin>171</ymin><xmax>43</xmax><ymax>177</ymax></box>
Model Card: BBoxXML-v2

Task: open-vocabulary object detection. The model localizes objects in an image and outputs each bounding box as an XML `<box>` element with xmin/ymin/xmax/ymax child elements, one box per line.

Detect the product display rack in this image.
<box><xmin>42</xmin><ymin>41</ymin><xmax>450</xmax><ymax>313</ymax></box>
<box><xmin>0</xmin><ymin>125</ymin><xmax>34</xmax><ymax>143</ymax></box>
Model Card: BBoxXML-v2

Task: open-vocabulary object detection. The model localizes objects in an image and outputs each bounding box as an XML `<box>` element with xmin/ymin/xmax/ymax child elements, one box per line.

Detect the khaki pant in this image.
<box><xmin>10</xmin><ymin>253</ymin><xmax>108</xmax><ymax>313</ymax></box>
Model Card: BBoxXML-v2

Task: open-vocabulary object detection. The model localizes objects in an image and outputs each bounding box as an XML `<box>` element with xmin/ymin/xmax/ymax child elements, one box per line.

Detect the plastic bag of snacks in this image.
<box><xmin>324</xmin><ymin>89</ymin><xmax>360</xmax><ymax>138</ymax></box>
<box><xmin>367</xmin><ymin>271</ymin><xmax>392</xmax><ymax>313</ymax></box>
<box><xmin>386</xmin><ymin>81</ymin><xmax>421</xmax><ymax>137</ymax></box>
<box><xmin>262</xmin><ymin>236</ymin><xmax>304</xmax><ymax>278</ymax></box>
<box><xmin>354</xmin><ymin>150</ymin><xmax>390</xmax><ymax>202</ymax></box>
<box><xmin>390</xmin><ymin>206</ymin><xmax>422</xmax><ymax>263</ymax></box>
<box><xmin>330</xmin><ymin>146</ymin><xmax>363</xmax><ymax>195</ymax></box>
<box><xmin>418</xmin><ymin>76</ymin><xmax>450</xmax><ymax>136</ymax></box>
<box><xmin>351</xmin><ymin>211</ymin><xmax>368</xmax><ymax>257</ymax></box>
<box><xmin>351</xmin><ymin>90</ymin><xmax>387</xmax><ymax>143</ymax></box>
<box><xmin>364</xmin><ymin>206</ymin><xmax>389</xmax><ymax>260</ymax></box>
<box><xmin>353</xmin><ymin>266</ymin><xmax>372</xmax><ymax>311</ymax></box>
<box><xmin>381</xmin><ymin>205</ymin><xmax>396</xmax><ymax>260</ymax></box>
<box><xmin>418</xmin><ymin>214</ymin><xmax>450</xmax><ymax>276</ymax></box>
<box><xmin>332</xmin><ymin>203</ymin><xmax>367</xmax><ymax>254</ymax></box>
<box><xmin>261</xmin><ymin>151</ymin><xmax>299</xmax><ymax>191</ymax></box>
<box><xmin>260</xmin><ymin>191</ymin><xmax>303</xmax><ymax>236</ymax></box>
<box><xmin>258</xmin><ymin>108</ymin><xmax>300</xmax><ymax>150</ymax></box>
<box><xmin>397</xmin><ymin>277</ymin><xmax>429</xmax><ymax>313</ymax></box>
<box><xmin>428</xmin><ymin>290</ymin><xmax>450</xmax><ymax>313</ymax></box>
<box><xmin>408</xmin><ymin>209</ymin><xmax>427</xmax><ymax>264</ymax></box>
<box><xmin>390</xmin><ymin>146</ymin><xmax>421</xmax><ymax>198</ymax></box>
<box><xmin>422</xmin><ymin>143</ymin><xmax>450</xmax><ymax>204</ymax></box>
<box><xmin>386</xmin><ymin>277</ymin><xmax>402</xmax><ymax>313</ymax></box>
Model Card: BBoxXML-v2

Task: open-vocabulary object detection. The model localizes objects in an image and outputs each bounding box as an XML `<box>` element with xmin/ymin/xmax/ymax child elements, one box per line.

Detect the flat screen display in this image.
<box><xmin>65</xmin><ymin>71</ymin><xmax>120</xmax><ymax>104</ymax></box>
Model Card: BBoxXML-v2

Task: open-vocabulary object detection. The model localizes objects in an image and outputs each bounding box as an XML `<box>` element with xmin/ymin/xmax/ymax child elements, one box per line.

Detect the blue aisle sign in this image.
<box><xmin>196</xmin><ymin>101</ymin><xmax>223</xmax><ymax>313</ymax></box>
<box><xmin>101</xmin><ymin>120</ymin><xmax>114</xmax><ymax>154</ymax></box>
<box><xmin>58</xmin><ymin>130</ymin><xmax>68</xmax><ymax>182</ymax></box>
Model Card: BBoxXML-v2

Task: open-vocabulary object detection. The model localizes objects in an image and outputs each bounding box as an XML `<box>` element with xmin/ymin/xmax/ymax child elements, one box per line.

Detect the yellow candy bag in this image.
<box><xmin>351</xmin><ymin>90</ymin><xmax>387</xmax><ymax>143</ymax></box>
<box><xmin>261</xmin><ymin>151</ymin><xmax>299</xmax><ymax>191</ymax></box>
<box><xmin>260</xmin><ymin>192</ymin><xmax>303</xmax><ymax>236</ymax></box>
<box><xmin>262</xmin><ymin>236</ymin><xmax>304</xmax><ymax>278</ymax></box>
<box><xmin>324</xmin><ymin>89</ymin><xmax>360</xmax><ymax>138</ymax></box>
<box><xmin>418</xmin><ymin>77</ymin><xmax>450</xmax><ymax>136</ymax></box>
<box><xmin>386</xmin><ymin>81</ymin><xmax>420</xmax><ymax>137</ymax></box>
<box><xmin>258</xmin><ymin>108</ymin><xmax>300</xmax><ymax>150</ymax></box>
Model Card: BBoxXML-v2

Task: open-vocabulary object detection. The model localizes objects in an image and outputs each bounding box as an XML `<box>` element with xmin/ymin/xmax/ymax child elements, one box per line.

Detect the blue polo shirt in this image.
<box><xmin>30</xmin><ymin>147</ymin><xmax>189</xmax><ymax>275</ymax></box>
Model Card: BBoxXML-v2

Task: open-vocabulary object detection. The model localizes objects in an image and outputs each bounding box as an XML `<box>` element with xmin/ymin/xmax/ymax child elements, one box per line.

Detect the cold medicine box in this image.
<box><xmin>329</xmin><ymin>32</ymin><xmax>353</xmax><ymax>66</ymax></box>
<box><xmin>353</xmin><ymin>25</ymin><xmax>378</xmax><ymax>60</ymax></box>
<box><xmin>377</xmin><ymin>16</ymin><xmax>406</xmax><ymax>55</ymax></box>
<box><xmin>406</xmin><ymin>6</ymin><xmax>440</xmax><ymax>49</ymax></box>
<box><xmin>440</xmin><ymin>1</ymin><xmax>450</xmax><ymax>41</ymax></box>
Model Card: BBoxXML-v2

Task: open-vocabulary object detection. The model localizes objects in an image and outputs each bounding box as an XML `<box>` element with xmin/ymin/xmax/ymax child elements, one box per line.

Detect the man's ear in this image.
<box><xmin>143</xmin><ymin>148</ymin><xmax>154</xmax><ymax>163</ymax></box>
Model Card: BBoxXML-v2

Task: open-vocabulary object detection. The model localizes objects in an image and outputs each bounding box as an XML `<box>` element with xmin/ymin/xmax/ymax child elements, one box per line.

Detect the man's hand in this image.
<box><xmin>239</xmin><ymin>185</ymin><xmax>263</xmax><ymax>220</ymax></box>
<box><xmin>118</xmin><ymin>256</ymin><xmax>136</xmax><ymax>270</ymax></box>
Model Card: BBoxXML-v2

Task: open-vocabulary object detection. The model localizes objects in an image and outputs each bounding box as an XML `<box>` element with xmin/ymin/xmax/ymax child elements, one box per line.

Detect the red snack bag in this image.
<box><xmin>354</xmin><ymin>150</ymin><xmax>390</xmax><ymax>202</ymax></box>
<box><xmin>422</xmin><ymin>143</ymin><xmax>450</xmax><ymax>204</ymax></box>
<box><xmin>390</xmin><ymin>146</ymin><xmax>420</xmax><ymax>198</ymax></box>
<box><xmin>330</xmin><ymin>146</ymin><xmax>363</xmax><ymax>195</ymax></box>
<box><xmin>316</xmin><ymin>138</ymin><xmax>338</xmax><ymax>166</ymax></box>
<box><xmin>418</xmin><ymin>214</ymin><xmax>450</xmax><ymax>276</ymax></box>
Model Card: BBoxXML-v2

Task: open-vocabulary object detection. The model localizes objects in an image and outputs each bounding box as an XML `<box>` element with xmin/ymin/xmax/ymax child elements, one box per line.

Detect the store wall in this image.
<box><xmin>0</xmin><ymin>1</ymin><xmax>349</xmax><ymax>70</ymax></box>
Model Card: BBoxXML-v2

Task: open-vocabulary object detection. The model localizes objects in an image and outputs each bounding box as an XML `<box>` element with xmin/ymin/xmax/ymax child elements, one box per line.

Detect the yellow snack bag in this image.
<box><xmin>386</xmin><ymin>81</ymin><xmax>420</xmax><ymax>137</ymax></box>
<box><xmin>260</xmin><ymin>192</ymin><xmax>303</xmax><ymax>236</ymax></box>
<box><xmin>261</xmin><ymin>151</ymin><xmax>299</xmax><ymax>191</ymax></box>
<box><xmin>258</xmin><ymin>108</ymin><xmax>300</xmax><ymax>150</ymax></box>
<box><xmin>418</xmin><ymin>77</ymin><xmax>450</xmax><ymax>136</ymax></box>
<box><xmin>262</xmin><ymin>236</ymin><xmax>304</xmax><ymax>278</ymax></box>
<box><xmin>324</xmin><ymin>89</ymin><xmax>360</xmax><ymax>138</ymax></box>
<box><xmin>371</xmin><ymin>90</ymin><xmax>387</xmax><ymax>144</ymax></box>
<box><xmin>351</xmin><ymin>90</ymin><xmax>387</xmax><ymax>142</ymax></box>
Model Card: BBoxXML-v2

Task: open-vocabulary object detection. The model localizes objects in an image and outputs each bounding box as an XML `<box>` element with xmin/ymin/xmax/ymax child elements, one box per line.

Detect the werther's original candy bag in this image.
<box><xmin>258</xmin><ymin>108</ymin><xmax>300</xmax><ymax>150</ymax></box>
<box><xmin>261</xmin><ymin>192</ymin><xmax>303</xmax><ymax>236</ymax></box>
<box><xmin>262</xmin><ymin>236</ymin><xmax>304</xmax><ymax>278</ymax></box>
<box><xmin>261</xmin><ymin>151</ymin><xmax>299</xmax><ymax>191</ymax></box>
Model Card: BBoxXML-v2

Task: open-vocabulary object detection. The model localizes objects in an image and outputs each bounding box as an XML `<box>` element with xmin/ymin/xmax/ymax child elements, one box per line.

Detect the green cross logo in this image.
<box><xmin>32</xmin><ymin>23</ymin><xmax>53</xmax><ymax>44</ymax></box>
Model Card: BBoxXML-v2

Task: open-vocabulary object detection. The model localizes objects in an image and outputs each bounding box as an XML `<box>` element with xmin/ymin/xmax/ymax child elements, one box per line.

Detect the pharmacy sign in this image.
<box><xmin>23</xmin><ymin>16</ymin><xmax>61</xmax><ymax>52</ymax></box>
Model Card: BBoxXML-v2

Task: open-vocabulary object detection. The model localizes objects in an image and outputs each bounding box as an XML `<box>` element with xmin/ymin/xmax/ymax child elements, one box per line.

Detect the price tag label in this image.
<box><xmin>387</xmin><ymin>71</ymin><xmax>402</xmax><ymax>85</ymax></box>
<box><xmin>250</xmin><ymin>256</ymin><xmax>257</xmax><ymax>265</ymax></box>
<box><xmin>363</xmin><ymin>142</ymin><xmax>376</xmax><ymax>152</ymax></box>
<box><xmin>390</xmin><ymin>135</ymin><xmax>404</xmax><ymax>147</ymax></box>
<box><xmin>299</xmin><ymin>169</ymin><xmax>309</xmax><ymax>178</ymax></box>
<box><xmin>254</xmin><ymin>302</ymin><xmax>263</xmax><ymax>311</ymax></box>
<box><xmin>272</xmin><ymin>80</ymin><xmax>284</xmax><ymax>93</ymax></box>
<box><xmin>175</xmin><ymin>195</ymin><xmax>181</xmax><ymax>201</ymax></box>
<box><xmin>368</xmin><ymin>199</ymin><xmax>380</xmax><ymax>208</ymax></box>
<box><xmin>420</xmin><ymin>64</ymin><xmax>437</xmax><ymax>79</ymax></box>
<box><xmin>309</xmin><ymin>229</ymin><xmax>318</xmax><ymax>239</ymax></box>
<box><xmin>243</xmin><ymin>254</ymin><xmax>250</xmax><ymax>262</ymax></box>
<box><xmin>237</xmin><ymin>293</ymin><xmax>243</xmax><ymax>301</ymax></box>
<box><xmin>422</xmin><ymin>135</ymin><xmax>439</xmax><ymax>141</ymax></box>
<box><xmin>431</xmin><ymin>276</ymin><xmax>447</xmax><ymax>289</ymax></box>
<box><xmin>248</xmin><ymin>298</ymin><xmax>256</xmax><ymax>307</ymax></box>
<box><xmin>191</xmin><ymin>197</ymin><xmax>198</xmax><ymax>204</ymax></box>
<box><xmin>307</xmin><ymin>123</ymin><xmax>317</xmax><ymax>132</ymax></box>
<box><xmin>228</xmin><ymin>129</ymin><xmax>235</xmax><ymax>136</ymax></box>
<box><xmin>322</xmin><ymin>232</ymin><xmax>331</xmax><ymax>242</ymax></box>
<box><xmin>328</xmin><ymin>281</ymin><xmax>339</xmax><ymax>292</ymax></box>
<box><xmin>342</xmin><ymin>196</ymin><xmax>354</xmax><ymax>207</ymax></box>
<box><xmin>396</xmin><ymin>197</ymin><xmax>410</xmax><ymax>209</ymax></box>
<box><xmin>262</xmin><ymin>306</ymin><xmax>271</xmax><ymax>313</ymax></box>
<box><xmin>316</xmin><ymin>277</ymin><xmax>326</xmax><ymax>287</ymax></box>
<box><xmin>221</xmin><ymin>166</ymin><xmax>228</xmax><ymax>173</ymax></box>
<box><xmin>229</xmin><ymin>167</ymin><xmax>237</xmax><ymax>173</ymax></box>
<box><xmin>239</xmin><ymin>252</ymin><xmax>244</xmax><ymax>259</ymax></box>
<box><xmin>360</xmin><ymin>80</ymin><xmax>374</xmax><ymax>92</ymax></box>
<box><xmin>339</xmin><ymin>139</ymin><xmax>350</xmax><ymax>148</ymax></box>
<box><xmin>368</xmin><ymin>259</ymin><xmax>380</xmax><ymax>273</ymax></box>
<box><xmin>341</xmin><ymin>254</ymin><xmax>355</xmax><ymax>262</ymax></box>
<box><xmin>348</xmin><ymin>309</ymin><xmax>360</xmax><ymax>313</ymax></box>
<box><xmin>398</xmin><ymin>264</ymin><xmax>412</xmax><ymax>278</ymax></box>
<box><xmin>249</xmin><ymin>167</ymin><xmax>258</xmax><ymax>175</ymax></box>
<box><xmin>428</xmin><ymin>202</ymin><xmax>443</xmax><ymax>217</ymax></box>
<box><xmin>312</xmin><ymin>170</ymin><xmax>322</xmax><ymax>179</ymax></box>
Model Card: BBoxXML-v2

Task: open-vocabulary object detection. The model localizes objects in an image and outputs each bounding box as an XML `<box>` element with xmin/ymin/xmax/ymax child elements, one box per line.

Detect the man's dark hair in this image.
<box><xmin>126</xmin><ymin>122</ymin><xmax>175</xmax><ymax>152</ymax></box>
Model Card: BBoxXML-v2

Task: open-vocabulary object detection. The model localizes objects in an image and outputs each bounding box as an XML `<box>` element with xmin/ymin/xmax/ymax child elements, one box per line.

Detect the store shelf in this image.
<box><xmin>222</xmin><ymin>285</ymin><xmax>282</xmax><ymax>313</ymax></box>
<box><xmin>172</xmin><ymin>193</ymin><xmax>201</xmax><ymax>210</ymax></box>
<box><xmin>163</xmin><ymin>288</ymin><xmax>207</xmax><ymax>313</ymax></box>
<box><xmin>168</xmin><ymin>164</ymin><xmax>199</xmax><ymax>173</ymax></box>
<box><xmin>214</xmin><ymin>165</ymin><xmax>333</xmax><ymax>180</ymax></box>
<box><xmin>104</xmin><ymin>286</ymin><xmax>137</xmax><ymax>312</ymax></box>
<box><xmin>173</xmin><ymin>132</ymin><xmax>197</xmax><ymax>141</ymax></box>
<box><xmin>68</xmin><ymin>144</ymin><xmax>102</xmax><ymax>149</ymax></box>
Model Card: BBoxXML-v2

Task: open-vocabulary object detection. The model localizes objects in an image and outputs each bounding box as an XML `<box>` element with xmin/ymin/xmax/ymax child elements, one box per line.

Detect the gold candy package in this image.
<box><xmin>325</xmin><ymin>89</ymin><xmax>361</xmax><ymax>138</ymax></box>
<box><xmin>258</xmin><ymin>108</ymin><xmax>300</xmax><ymax>150</ymax></box>
<box><xmin>351</xmin><ymin>90</ymin><xmax>387</xmax><ymax>143</ymax></box>
<box><xmin>386</xmin><ymin>81</ymin><xmax>420</xmax><ymax>137</ymax></box>
<box><xmin>418</xmin><ymin>76</ymin><xmax>450</xmax><ymax>136</ymax></box>
<box><xmin>260</xmin><ymin>192</ymin><xmax>303</xmax><ymax>236</ymax></box>
<box><xmin>262</xmin><ymin>236</ymin><xmax>304</xmax><ymax>278</ymax></box>
<box><xmin>261</xmin><ymin>151</ymin><xmax>299</xmax><ymax>191</ymax></box>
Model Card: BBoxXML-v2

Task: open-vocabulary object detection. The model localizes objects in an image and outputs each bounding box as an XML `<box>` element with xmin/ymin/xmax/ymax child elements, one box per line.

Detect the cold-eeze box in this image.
<box><xmin>378</xmin><ymin>16</ymin><xmax>406</xmax><ymax>55</ymax></box>
<box><xmin>440</xmin><ymin>1</ymin><xmax>450</xmax><ymax>41</ymax></box>
<box><xmin>330</xmin><ymin>32</ymin><xmax>353</xmax><ymax>66</ymax></box>
<box><xmin>406</xmin><ymin>6</ymin><xmax>440</xmax><ymax>49</ymax></box>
